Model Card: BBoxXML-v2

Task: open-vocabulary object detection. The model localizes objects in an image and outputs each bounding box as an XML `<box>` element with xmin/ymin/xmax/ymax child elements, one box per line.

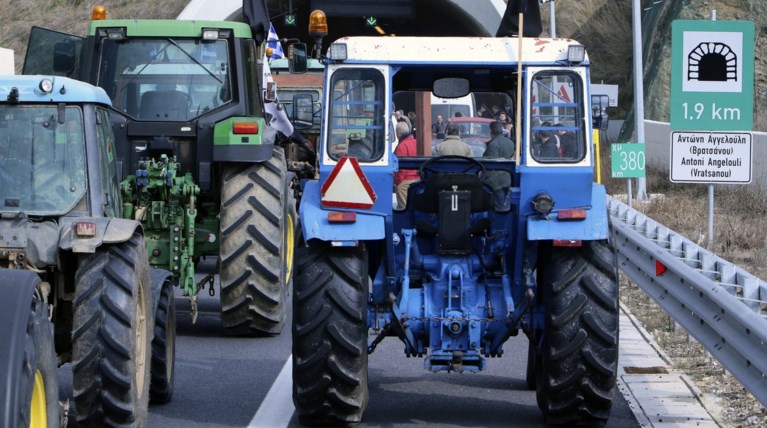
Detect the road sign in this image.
<box><xmin>670</xmin><ymin>20</ymin><xmax>754</xmax><ymax>131</ymax></box>
<box><xmin>284</xmin><ymin>14</ymin><xmax>296</xmax><ymax>26</ymax></box>
<box><xmin>611</xmin><ymin>143</ymin><xmax>646</xmax><ymax>178</ymax></box>
<box><xmin>591</xmin><ymin>83</ymin><xmax>618</xmax><ymax>107</ymax></box>
<box><xmin>670</xmin><ymin>131</ymin><xmax>752</xmax><ymax>183</ymax></box>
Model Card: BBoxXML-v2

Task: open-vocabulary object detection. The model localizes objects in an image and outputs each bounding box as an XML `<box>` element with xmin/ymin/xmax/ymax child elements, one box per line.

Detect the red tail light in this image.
<box><xmin>233</xmin><ymin>122</ymin><xmax>259</xmax><ymax>134</ymax></box>
<box><xmin>558</xmin><ymin>209</ymin><xmax>587</xmax><ymax>220</ymax></box>
<box><xmin>327</xmin><ymin>211</ymin><xmax>357</xmax><ymax>223</ymax></box>
<box><xmin>553</xmin><ymin>239</ymin><xmax>582</xmax><ymax>247</ymax></box>
<box><xmin>76</xmin><ymin>222</ymin><xmax>97</xmax><ymax>237</ymax></box>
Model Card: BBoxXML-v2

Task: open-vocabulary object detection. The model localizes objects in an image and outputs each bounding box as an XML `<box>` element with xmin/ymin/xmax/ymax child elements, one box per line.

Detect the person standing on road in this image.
<box><xmin>393</xmin><ymin>121</ymin><xmax>419</xmax><ymax>209</ymax></box>
<box><xmin>554</xmin><ymin>123</ymin><xmax>576</xmax><ymax>159</ymax></box>
<box><xmin>395</xmin><ymin>109</ymin><xmax>412</xmax><ymax>133</ymax></box>
<box><xmin>434</xmin><ymin>122</ymin><xmax>473</xmax><ymax>157</ymax></box>
<box><xmin>483</xmin><ymin>120</ymin><xmax>514</xmax><ymax>210</ymax></box>
<box><xmin>431</xmin><ymin>114</ymin><xmax>447</xmax><ymax>139</ymax></box>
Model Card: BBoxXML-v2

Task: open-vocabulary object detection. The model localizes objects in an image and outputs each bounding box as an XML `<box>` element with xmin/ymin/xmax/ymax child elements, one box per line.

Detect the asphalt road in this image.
<box><xmin>57</xmin><ymin>269</ymin><xmax>640</xmax><ymax>428</ymax></box>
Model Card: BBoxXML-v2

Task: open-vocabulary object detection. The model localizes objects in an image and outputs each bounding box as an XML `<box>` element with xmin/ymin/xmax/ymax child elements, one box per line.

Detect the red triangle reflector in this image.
<box><xmin>655</xmin><ymin>260</ymin><xmax>667</xmax><ymax>276</ymax></box>
<box><xmin>321</xmin><ymin>156</ymin><xmax>377</xmax><ymax>209</ymax></box>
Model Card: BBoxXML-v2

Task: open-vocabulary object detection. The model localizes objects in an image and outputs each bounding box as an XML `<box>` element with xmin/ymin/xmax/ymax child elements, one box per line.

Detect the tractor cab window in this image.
<box><xmin>279</xmin><ymin>89</ymin><xmax>321</xmax><ymax>129</ymax></box>
<box><xmin>99</xmin><ymin>38</ymin><xmax>231</xmax><ymax>121</ymax></box>
<box><xmin>96</xmin><ymin>107</ymin><xmax>121</xmax><ymax>217</ymax></box>
<box><xmin>327</xmin><ymin>68</ymin><xmax>385</xmax><ymax>162</ymax></box>
<box><xmin>0</xmin><ymin>105</ymin><xmax>87</xmax><ymax>215</ymax></box>
<box><xmin>529</xmin><ymin>72</ymin><xmax>586</xmax><ymax>163</ymax></box>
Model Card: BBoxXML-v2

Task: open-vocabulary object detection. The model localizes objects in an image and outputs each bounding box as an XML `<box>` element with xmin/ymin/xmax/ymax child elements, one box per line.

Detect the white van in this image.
<box><xmin>393</xmin><ymin>91</ymin><xmax>476</xmax><ymax>123</ymax></box>
<box><xmin>430</xmin><ymin>93</ymin><xmax>475</xmax><ymax>119</ymax></box>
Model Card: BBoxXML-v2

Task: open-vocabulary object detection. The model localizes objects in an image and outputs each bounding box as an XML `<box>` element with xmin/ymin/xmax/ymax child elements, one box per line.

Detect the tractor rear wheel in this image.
<box><xmin>292</xmin><ymin>242</ymin><xmax>369</xmax><ymax>425</ymax></box>
<box><xmin>150</xmin><ymin>277</ymin><xmax>175</xmax><ymax>404</ymax></box>
<box><xmin>220</xmin><ymin>147</ymin><xmax>291</xmax><ymax>336</ymax></box>
<box><xmin>19</xmin><ymin>294</ymin><xmax>59</xmax><ymax>428</ymax></box>
<box><xmin>535</xmin><ymin>240</ymin><xmax>619</xmax><ymax>426</ymax></box>
<box><xmin>72</xmin><ymin>233</ymin><xmax>152</xmax><ymax>427</ymax></box>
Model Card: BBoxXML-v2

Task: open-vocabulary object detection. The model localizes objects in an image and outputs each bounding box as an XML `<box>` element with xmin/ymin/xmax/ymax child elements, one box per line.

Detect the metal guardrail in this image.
<box><xmin>607</xmin><ymin>195</ymin><xmax>767</xmax><ymax>406</ymax></box>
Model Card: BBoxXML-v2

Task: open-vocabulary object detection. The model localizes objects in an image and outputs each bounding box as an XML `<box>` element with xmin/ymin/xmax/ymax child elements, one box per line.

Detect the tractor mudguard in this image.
<box><xmin>59</xmin><ymin>217</ymin><xmax>142</xmax><ymax>253</ymax></box>
<box><xmin>0</xmin><ymin>269</ymin><xmax>40</xmax><ymax>428</ymax></box>
<box><xmin>299</xmin><ymin>180</ymin><xmax>386</xmax><ymax>242</ymax></box>
<box><xmin>150</xmin><ymin>269</ymin><xmax>174</xmax><ymax>314</ymax></box>
<box><xmin>212</xmin><ymin>117</ymin><xmax>274</xmax><ymax>162</ymax></box>
<box><xmin>527</xmin><ymin>183</ymin><xmax>609</xmax><ymax>241</ymax></box>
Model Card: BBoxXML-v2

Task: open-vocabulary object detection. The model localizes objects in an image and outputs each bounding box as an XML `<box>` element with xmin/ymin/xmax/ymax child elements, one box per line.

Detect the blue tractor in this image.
<box><xmin>0</xmin><ymin>75</ymin><xmax>175</xmax><ymax>428</ymax></box>
<box><xmin>289</xmin><ymin>32</ymin><xmax>619</xmax><ymax>426</ymax></box>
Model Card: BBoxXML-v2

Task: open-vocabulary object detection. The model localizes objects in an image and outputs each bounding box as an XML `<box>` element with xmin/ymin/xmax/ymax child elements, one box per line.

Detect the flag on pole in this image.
<box><xmin>262</xmin><ymin>53</ymin><xmax>294</xmax><ymax>136</ymax></box>
<box><xmin>243</xmin><ymin>0</ymin><xmax>270</xmax><ymax>44</ymax></box>
<box><xmin>496</xmin><ymin>0</ymin><xmax>542</xmax><ymax>37</ymax></box>
<box><xmin>267</xmin><ymin>23</ymin><xmax>285</xmax><ymax>60</ymax></box>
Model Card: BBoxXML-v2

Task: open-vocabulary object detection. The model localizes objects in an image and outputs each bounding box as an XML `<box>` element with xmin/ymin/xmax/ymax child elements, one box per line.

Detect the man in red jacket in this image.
<box><xmin>394</xmin><ymin>121</ymin><xmax>419</xmax><ymax>209</ymax></box>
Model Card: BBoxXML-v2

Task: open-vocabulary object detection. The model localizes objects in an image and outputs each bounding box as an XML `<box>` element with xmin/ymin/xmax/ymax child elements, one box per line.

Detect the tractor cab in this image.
<box><xmin>0</xmin><ymin>76</ymin><xmax>120</xmax><ymax>218</ymax></box>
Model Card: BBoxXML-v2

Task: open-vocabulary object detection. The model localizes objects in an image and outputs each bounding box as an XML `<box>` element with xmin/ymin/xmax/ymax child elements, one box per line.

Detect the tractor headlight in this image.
<box><xmin>328</xmin><ymin>43</ymin><xmax>347</xmax><ymax>61</ymax></box>
<box><xmin>567</xmin><ymin>44</ymin><xmax>586</xmax><ymax>65</ymax></box>
<box><xmin>531</xmin><ymin>192</ymin><xmax>555</xmax><ymax>216</ymax></box>
<box><xmin>39</xmin><ymin>78</ymin><xmax>53</xmax><ymax>93</ymax></box>
<box><xmin>202</xmin><ymin>29</ymin><xmax>220</xmax><ymax>40</ymax></box>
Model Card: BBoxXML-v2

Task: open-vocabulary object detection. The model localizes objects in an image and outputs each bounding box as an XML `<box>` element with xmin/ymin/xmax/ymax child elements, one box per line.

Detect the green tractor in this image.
<box><xmin>24</xmin><ymin>7</ymin><xmax>296</xmax><ymax>335</ymax></box>
<box><xmin>0</xmin><ymin>75</ymin><xmax>175</xmax><ymax>428</ymax></box>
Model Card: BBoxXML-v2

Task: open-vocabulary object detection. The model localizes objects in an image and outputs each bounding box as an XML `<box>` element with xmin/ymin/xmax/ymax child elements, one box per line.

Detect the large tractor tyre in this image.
<box><xmin>19</xmin><ymin>295</ymin><xmax>59</xmax><ymax>428</ymax></box>
<box><xmin>149</xmin><ymin>275</ymin><xmax>175</xmax><ymax>404</ymax></box>
<box><xmin>535</xmin><ymin>240</ymin><xmax>619</xmax><ymax>426</ymax></box>
<box><xmin>72</xmin><ymin>233</ymin><xmax>152</xmax><ymax>428</ymax></box>
<box><xmin>220</xmin><ymin>147</ymin><xmax>291</xmax><ymax>336</ymax></box>
<box><xmin>292</xmin><ymin>242</ymin><xmax>369</xmax><ymax>425</ymax></box>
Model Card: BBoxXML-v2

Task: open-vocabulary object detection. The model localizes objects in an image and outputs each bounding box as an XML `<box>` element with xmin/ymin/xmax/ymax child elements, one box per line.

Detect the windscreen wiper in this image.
<box><xmin>166</xmin><ymin>37</ymin><xmax>223</xmax><ymax>84</ymax></box>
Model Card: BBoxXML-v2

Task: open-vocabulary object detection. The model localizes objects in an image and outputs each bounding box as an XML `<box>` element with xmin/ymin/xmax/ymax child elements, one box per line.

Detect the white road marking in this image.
<box><xmin>248</xmin><ymin>355</ymin><xmax>295</xmax><ymax>428</ymax></box>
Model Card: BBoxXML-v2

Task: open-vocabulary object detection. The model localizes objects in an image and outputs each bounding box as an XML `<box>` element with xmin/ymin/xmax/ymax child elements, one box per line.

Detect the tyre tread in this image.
<box><xmin>220</xmin><ymin>148</ymin><xmax>290</xmax><ymax>336</ymax></box>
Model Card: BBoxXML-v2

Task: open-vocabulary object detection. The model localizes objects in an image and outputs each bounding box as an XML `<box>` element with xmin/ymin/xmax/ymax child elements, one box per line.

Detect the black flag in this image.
<box><xmin>243</xmin><ymin>0</ymin><xmax>270</xmax><ymax>44</ymax></box>
<box><xmin>496</xmin><ymin>0</ymin><xmax>543</xmax><ymax>37</ymax></box>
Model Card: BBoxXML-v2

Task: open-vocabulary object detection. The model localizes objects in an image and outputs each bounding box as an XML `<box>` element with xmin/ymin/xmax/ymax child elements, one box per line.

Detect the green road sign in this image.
<box><xmin>284</xmin><ymin>14</ymin><xmax>296</xmax><ymax>26</ymax></box>
<box><xmin>670</xmin><ymin>20</ymin><xmax>754</xmax><ymax>131</ymax></box>
<box><xmin>366</xmin><ymin>17</ymin><xmax>377</xmax><ymax>27</ymax></box>
<box><xmin>611</xmin><ymin>143</ymin><xmax>646</xmax><ymax>178</ymax></box>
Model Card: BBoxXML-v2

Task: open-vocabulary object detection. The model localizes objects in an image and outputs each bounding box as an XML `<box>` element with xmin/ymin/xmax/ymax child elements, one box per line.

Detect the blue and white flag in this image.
<box><xmin>262</xmin><ymin>53</ymin><xmax>294</xmax><ymax>136</ymax></box>
<box><xmin>267</xmin><ymin>23</ymin><xmax>285</xmax><ymax>60</ymax></box>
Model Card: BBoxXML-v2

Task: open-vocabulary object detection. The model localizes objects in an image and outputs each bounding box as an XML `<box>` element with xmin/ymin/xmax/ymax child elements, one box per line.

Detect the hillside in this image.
<box><xmin>0</xmin><ymin>0</ymin><xmax>188</xmax><ymax>73</ymax></box>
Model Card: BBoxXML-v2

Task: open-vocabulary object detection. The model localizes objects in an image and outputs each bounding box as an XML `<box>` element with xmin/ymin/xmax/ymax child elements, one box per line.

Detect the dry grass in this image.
<box><xmin>0</xmin><ymin>0</ymin><xmax>188</xmax><ymax>73</ymax></box>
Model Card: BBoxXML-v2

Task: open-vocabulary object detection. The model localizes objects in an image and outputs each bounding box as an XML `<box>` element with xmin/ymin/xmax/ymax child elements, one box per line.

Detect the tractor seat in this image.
<box><xmin>412</xmin><ymin>173</ymin><xmax>494</xmax><ymax>214</ymax></box>
<box><xmin>411</xmin><ymin>173</ymin><xmax>494</xmax><ymax>254</ymax></box>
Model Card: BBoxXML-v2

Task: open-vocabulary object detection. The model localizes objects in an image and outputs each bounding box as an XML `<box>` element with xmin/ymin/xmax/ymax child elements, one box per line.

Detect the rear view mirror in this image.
<box><xmin>292</xmin><ymin>93</ymin><xmax>313</xmax><ymax>129</ymax></box>
<box><xmin>53</xmin><ymin>42</ymin><xmax>76</xmax><ymax>74</ymax></box>
<box><xmin>289</xmin><ymin>43</ymin><xmax>308</xmax><ymax>74</ymax></box>
<box><xmin>591</xmin><ymin>94</ymin><xmax>609</xmax><ymax>130</ymax></box>
<box><xmin>433</xmin><ymin>77</ymin><xmax>470</xmax><ymax>99</ymax></box>
<box><xmin>264</xmin><ymin>81</ymin><xmax>277</xmax><ymax>103</ymax></box>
